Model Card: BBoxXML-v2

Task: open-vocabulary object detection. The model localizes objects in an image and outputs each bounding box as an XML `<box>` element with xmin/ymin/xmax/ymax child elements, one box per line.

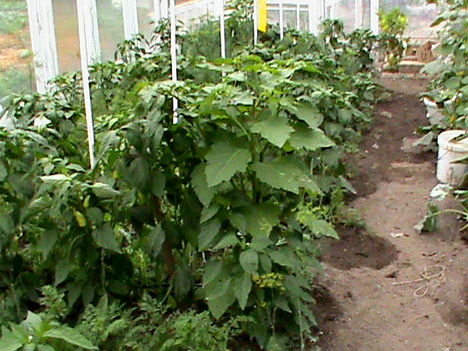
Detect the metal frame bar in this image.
<box><xmin>122</xmin><ymin>0</ymin><xmax>139</xmax><ymax>39</ymax></box>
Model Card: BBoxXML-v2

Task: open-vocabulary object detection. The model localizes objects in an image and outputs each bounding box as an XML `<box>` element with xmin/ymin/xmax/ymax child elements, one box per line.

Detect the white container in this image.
<box><xmin>437</xmin><ymin>130</ymin><xmax>468</xmax><ymax>185</ymax></box>
<box><xmin>423</xmin><ymin>97</ymin><xmax>445</xmax><ymax>126</ymax></box>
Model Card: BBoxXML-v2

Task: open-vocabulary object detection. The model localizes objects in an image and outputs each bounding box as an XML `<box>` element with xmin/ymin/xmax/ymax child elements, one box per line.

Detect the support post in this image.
<box><xmin>370</xmin><ymin>0</ymin><xmax>379</xmax><ymax>34</ymax></box>
<box><xmin>169</xmin><ymin>0</ymin><xmax>178</xmax><ymax>121</ymax></box>
<box><xmin>219</xmin><ymin>0</ymin><xmax>226</xmax><ymax>58</ymax></box>
<box><xmin>253</xmin><ymin>0</ymin><xmax>258</xmax><ymax>44</ymax></box>
<box><xmin>77</xmin><ymin>0</ymin><xmax>100</xmax><ymax>168</ymax></box>
<box><xmin>122</xmin><ymin>0</ymin><xmax>139</xmax><ymax>39</ymax></box>
<box><xmin>279</xmin><ymin>0</ymin><xmax>284</xmax><ymax>39</ymax></box>
<box><xmin>26</xmin><ymin>0</ymin><xmax>59</xmax><ymax>93</ymax></box>
<box><xmin>354</xmin><ymin>0</ymin><xmax>363</xmax><ymax>29</ymax></box>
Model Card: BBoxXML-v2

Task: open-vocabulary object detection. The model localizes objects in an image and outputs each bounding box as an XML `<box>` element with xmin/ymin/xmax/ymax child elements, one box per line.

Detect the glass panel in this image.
<box><xmin>97</xmin><ymin>0</ymin><xmax>125</xmax><ymax>62</ymax></box>
<box><xmin>333</xmin><ymin>0</ymin><xmax>355</xmax><ymax>32</ymax></box>
<box><xmin>137</xmin><ymin>0</ymin><xmax>154</xmax><ymax>37</ymax></box>
<box><xmin>52</xmin><ymin>0</ymin><xmax>80</xmax><ymax>73</ymax></box>
<box><xmin>300</xmin><ymin>9</ymin><xmax>308</xmax><ymax>31</ymax></box>
<box><xmin>380</xmin><ymin>0</ymin><xmax>438</xmax><ymax>39</ymax></box>
<box><xmin>0</xmin><ymin>0</ymin><xmax>35</xmax><ymax>101</ymax></box>
<box><xmin>283</xmin><ymin>5</ymin><xmax>297</xmax><ymax>29</ymax></box>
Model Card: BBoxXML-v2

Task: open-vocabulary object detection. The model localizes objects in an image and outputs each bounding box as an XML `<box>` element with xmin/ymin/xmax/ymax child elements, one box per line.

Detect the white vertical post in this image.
<box><xmin>219</xmin><ymin>0</ymin><xmax>226</xmax><ymax>58</ymax></box>
<box><xmin>279</xmin><ymin>1</ymin><xmax>284</xmax><ymax>39</ymax></box>
<box><xmin>26</xmin><ymin>0</ymin><xmax>59</xmax><ymax>93</ymax></box>
<box><xmin>354</xmin><ymin>0</ymin><xmax>363</xmax><ymax>29</ymax></box>
<box><xmin>253</xmin><ymin>0</ymin><xmax>258</xmax><ymax>44</ymax></box>
<box><xmin>296</xmin><ymin>4</ymin><xmax>300</xmax><ymax>30</ymax></box>
<box><xmin>154</xmin><ymin>0</ymin><xmax>161</xmax><ymax>22</ymax></box>
<box><xmin>370</xmin><ymin>0</ymin><xmax>379</xmax><ymax>34</ymax></box>
<box><xmin>161</xmin><ymin>0</ymin><xmax>169</xmax><ymax>18</ymax></box>
<box><xmin>309</xmin><ymin>0</ymin><xmax>319</xmax><ymax>35</ymax></box>
<box><xmin>77</xmin><ymin>0</ymin><xmax>99</xmax><ymax>168</ymax></box>
<box><xmin>77</xmin><ymin>0</ymin><xmax>101</xmax><ymax>64</ymax></box>
<box><xmin>169</xmin><ymin>0</ymin><xmax>178</xmax><ymax>121</ymax></box>
<box><xmin>122</xmin><ymin>0</ymin><xmax>140</xmax><ymax>39</ymax></box>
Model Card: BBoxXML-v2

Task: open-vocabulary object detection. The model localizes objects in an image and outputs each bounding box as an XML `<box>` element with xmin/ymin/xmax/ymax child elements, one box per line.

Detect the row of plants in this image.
<box><xmin>416</xmin><ymin>0</ymin><xmax>467</xmax><ymax>233</ymax></box>
<box><xmin>0</xmin><ymin>3</ymin><xmax>382</xmax><ymax>350</ymax></box>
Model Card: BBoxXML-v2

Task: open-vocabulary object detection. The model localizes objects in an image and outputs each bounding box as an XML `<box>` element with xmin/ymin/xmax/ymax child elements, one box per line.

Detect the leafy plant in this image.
<box><xmin>378</xmin><ymin>7</ymin><xmax>408</xmax><ymax>71</ymax></box>
<box><xmin>0</xmin><ymin>9</ymin><xmax>381</xmax><ymax>350</ymax></box>
<box><xmin>0</xmin><ymin>311</ymin><xmax>96</xmax><ymax>351</ymax></box>
<box><xmin>421</xmin><ymin>0</ymin><xmax>467</xmax><ymax>130</ymax></box>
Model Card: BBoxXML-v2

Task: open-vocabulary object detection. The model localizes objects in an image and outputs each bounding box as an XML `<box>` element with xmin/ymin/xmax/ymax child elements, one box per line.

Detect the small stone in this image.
<box><xmin>381</xmin><ymin>111</ymin><xmax>393</xmax><ymax>119</ymax></box>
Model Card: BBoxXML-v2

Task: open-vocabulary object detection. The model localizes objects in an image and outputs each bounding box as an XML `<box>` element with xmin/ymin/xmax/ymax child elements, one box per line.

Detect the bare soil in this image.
<box><xmin>315</xmin><ymin>76</ymin><xmax>467</xmax><ymax>351</ymax></box>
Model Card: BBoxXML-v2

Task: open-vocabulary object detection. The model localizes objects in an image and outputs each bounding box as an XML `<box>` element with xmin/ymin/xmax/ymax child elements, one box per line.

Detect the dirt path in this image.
<box><xmin>316</xmin><ymin>76</ymin><xmax>467</xmax><ymax>351</ymax></box>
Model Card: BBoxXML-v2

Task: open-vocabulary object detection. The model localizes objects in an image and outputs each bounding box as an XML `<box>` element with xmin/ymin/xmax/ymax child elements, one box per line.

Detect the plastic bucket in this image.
<box><xmin>423</xmin><ymin>98</ymin><xmax>445</xmax><ymax>126</ymax></box>
<box><xmin>437</xmin><ymin>130</ymin><xmax>468</xmax><ymax>185</ymax></box>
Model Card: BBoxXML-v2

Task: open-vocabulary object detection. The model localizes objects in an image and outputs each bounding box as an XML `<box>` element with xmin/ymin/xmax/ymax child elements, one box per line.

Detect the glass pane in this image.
<box><xmin>0</xmin><ymin>0</ymin><xmax>35</xmax><ymax>101</ymax></box>
<box><xmin>380</xmin><ymin>0</ymin><xmax>438</xmax><ymax>39</ymax></box>
<box><xmin>137</xmin><ymin>0</ymin><xmax>154</xmax><ymax>37</ymax></box>
<box><xmin>52</xmin><ymin>0</ymin><xmax>80</xmax><ymax>73</ymax></box>
<box><xmin>97</xmin><ymin>0</ymin><xmax>124</xmax><ymax>62</ymax></box>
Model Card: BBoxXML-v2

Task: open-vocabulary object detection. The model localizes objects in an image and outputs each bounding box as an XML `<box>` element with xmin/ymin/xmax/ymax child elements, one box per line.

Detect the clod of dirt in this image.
<box><xmin>321</xmin><ymin>227</ymin><xmax>399</xmax><ymax>270</ymax></box>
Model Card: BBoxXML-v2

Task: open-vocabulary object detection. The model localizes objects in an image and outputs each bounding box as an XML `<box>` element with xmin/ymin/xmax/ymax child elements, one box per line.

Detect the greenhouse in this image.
<box><xmin>0</xmin><ymin>0</ymin><xmax>466</xmax><ymax>350</ymax></box>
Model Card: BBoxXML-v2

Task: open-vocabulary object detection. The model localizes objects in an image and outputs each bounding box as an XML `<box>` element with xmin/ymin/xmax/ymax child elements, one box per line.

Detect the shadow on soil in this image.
<box><xmin>321</xmin><ymin>227</ymin><xmax>399</xmax><ymax>270</ymax></box>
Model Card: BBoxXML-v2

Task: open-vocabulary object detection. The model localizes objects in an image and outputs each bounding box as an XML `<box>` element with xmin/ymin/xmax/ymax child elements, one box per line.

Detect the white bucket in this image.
<box><xmin>423</xmin><ymin>98</ymin><xmax>445</xmax><ymax>126</ymax></box>
<box><xmin>437</xmin><ymin>130</ymin><xmax>468</xmax><ymax>185</ymax></box>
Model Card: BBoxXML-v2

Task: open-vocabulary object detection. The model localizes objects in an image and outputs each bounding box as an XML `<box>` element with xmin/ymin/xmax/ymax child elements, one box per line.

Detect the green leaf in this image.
<box><xmin>0</xmin><ymin>161</ymin><xmax>7</xmax><ymax>182</ymax></box>
<box><xmin>54</xmin><ymin>259</ymin><xmax>70</xmax><ymax>286</ymax></box>
<box><xmin>37</xmin><ymin>345</ymin><xmax>56</xmax><ymax>351</ymax></box>
<box><xmin>191</xmin><ymin>164</ymin><xmax>215</xmax><ymax>206</ymax></box>
<box><xmin>268</xmin><ymin>249</ymin><xmax>294</xmax><ymax>267</ymax></box>
<box><xmin>198</xmin><ymin>219</ymin><xmax>221</xmax><ymax>250</ymax></box>
<box><xmin>251</xmin><ymin>116</ymin><xmax>294</xmax><ymax>148</ymax></box>
<box><xmin>291</xmin><ymin>102</ymin><xmax>324</xmax><ymax>128</ymax></box>
<box><xmin>253</xmin><ymin>157</ymin><xmax>320</xmax><ymax>194</ymax></box>
<box><xmin>0</xmin><ymin>328</ymin><xmax>24</xmax><ymax>351</ymax></box>
<box><xmin>22</xmin><ymin>311</ymin><xmax>42</xmax><ymax>331</ymax></box>
<box><xmin>203</xmin><ymin>260</ymin><xmax>223</xmax><ymax>286</ymax></box>
<box><xmin>239</xmin><ymin>249</ymin><xmax>258</xmax><ymax>273</ymax></box>
<box><xmin>205</xmin><ymin>141</ymin><xmax>251</xmax><ymax>186</ymax></box>
<box><xmin>92</xmin><ymin>224</ymin><xmax>121</xmax><ymax>253</ymax></box>
<box><xmin>244</xmin><ymin>204</ymin><xmax>280</xmax><ymax>237</ymax></box>
<box><xmin>200</xmin><ymin>204</ymin><xmax>220</xmax><ymax>224</ymax></box>
<box><xmin>289</xmin><ymin>126</ymin><xmax>335</xmax><ymax>151</ymax></box>
<box><xmin>234</xmin><ymin>273</ymin><xmax>252</xmax><ymax>310</ymax></box>
<box><xmin>43</xmin><ymin>327</ymin><xmax>97</xmax><ymax>350</ymax></box>
<box><xmin>338</xmin><ymin>109</ymin><xmax>353</xmax><ymax>124</ymax></box>
<box><xmin>147</xmin><ymin>225</ymin><xmax>166</xmax><ymax>257</ymax></box>
<box><xmin>214</xmin><ymin>234</ymin><xmax>239</xmax><ymax>249</ymax></box>
<box><xmin>299</xmin><ymin>217</ymin><xmax>339</xmax><ymax>239</ymax></box>
<box><xmin>90</xmin><ymin>183</ymin><xmax>120</xmax><ymax>198</ymax></box>
<box><xmin>37</xmin><ymin>229</ymin><xmax>58</xmax><ymax>259</ymax></box>
<box><xmin>207</xmin><ymin>292</ymin><xmax>235</xmax><ymax>319</ymax></box>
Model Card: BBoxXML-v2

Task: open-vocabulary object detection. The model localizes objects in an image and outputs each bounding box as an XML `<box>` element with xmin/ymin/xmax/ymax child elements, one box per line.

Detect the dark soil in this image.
<box><xmin>315</xmin><ymin>75</ymin><xmax>468</xmax><ymax>351</ymax></box>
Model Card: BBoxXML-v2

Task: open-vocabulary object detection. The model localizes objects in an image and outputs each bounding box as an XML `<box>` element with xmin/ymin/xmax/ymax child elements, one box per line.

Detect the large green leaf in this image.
<box><xmin>205</xmin><ymin>141</ymin><xmax>251</xmax><ymax>187</ymax></box>
<box><xmin>289</xmin><ymin>126</ymin><xmax>335</xmax><ymax>151</ymax></box>
<box><xmin>239</xmin><ymin>249</ymin><xmax>258</xmax><ymax>273</ymax></box>
<box><xmin>191</xmin><ymin>164</ymin><xmax>215</xmax><ymax>206</ymax></box>
<box><xmin>252</xmin><ymin>157</ymin><xmax>320</xmax><ymax>194</ymax></box>
<box><xmin>290</xmin><ymin>102</ymin><xmax>324</xmax><ymax>128</ymax></box>
<box><xmin>207</xmin><ymin>292</ymin><xmax>235</xmax><ymax>319</ymax></box>
<box><xmin>0</xmin><ymin>327</ymin><xmax>24</xmax><ymax>351</ymax></box>
<box><xmin>90</xmin><ymin>183</ymin><xmax>120</xmax><ymax>198</ymax></box>
<box><xmin>0</xmin><ymin>161</ymin><xmax>7</xmax><ymax>182</ymax></box>
<box><xmin>251</xmin><ymin>116</ymin><xmax>294</xmax><ymax>148</ymax></box>
<box><xmin>234</xmin><ymin>272</ymin><xmax>252</xmax><ymax>310</ymax></box>
<box><xmin>198</xmin><ymin>218</ymin><xmax>221</xmax><ymax>250</ymax></box>
<box><xmin>298</xmin><ymin>216</ymin><xmax>339</xmax><ymax>239</ymax></box>
<box><xmin>244</xmin><ymin>204</ymin><xmax>281</xmax><ymax>237</ymax></box>
<box><xmin>92</xmin><ymin>224</ymin><xmax>121</xmax><ymax>253</ymax></box>
<box><xmin>44</xmin><ymin>327</ymin><xmax>97</xmax><ymax>350</ymax></box>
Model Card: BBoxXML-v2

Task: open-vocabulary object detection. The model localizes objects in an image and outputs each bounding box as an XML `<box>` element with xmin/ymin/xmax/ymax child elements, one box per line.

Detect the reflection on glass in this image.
<box><xmin>52</xmin><ymin>0</ymin><xmax>80</xmax><ymax>73</ymax></box>
<box><xmin>0</xmin><ymin>0</ymin><xmax>35</xmax><ymax>99</ymax></box>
